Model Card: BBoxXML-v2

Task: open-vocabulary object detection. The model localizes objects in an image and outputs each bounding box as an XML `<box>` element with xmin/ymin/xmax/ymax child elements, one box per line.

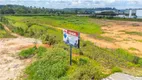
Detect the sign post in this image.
<box><xmin>70</xmin><ymin>45</ymin><xmax>72</xmax><ymax>65</ymax></box>
<box><xmin>63</xmin><ymin>29</ymin><xmax>80</xmax><ymax>66</ymax></box>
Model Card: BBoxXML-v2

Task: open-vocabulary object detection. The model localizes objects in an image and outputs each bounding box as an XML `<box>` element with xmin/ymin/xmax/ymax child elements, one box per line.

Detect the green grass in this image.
<box><xmin>0</xmin><ymin>30</ymin><xmax>7</xmax><ymax>38</ymax></box>
<box><xmin>24</xmin><ymin>47</ymin><xmax>104</xmax><ymax>80</ymax></box>
<box><xmin>111</xmin><ymin>67</ymin><xmax>122</xmax><ymax>73</ymax></box>
<box><xmin>19</xmin><ymin>47</ymin><xmax>36</xmax><ymax>59</ymax></box>
<box><xmin>5</xmin><ymin>16</ymin><xmax>102</xmax><ymax>34</ymax></box>
<box><xmin>21</xmin><ymin>41</ymin><xmax>142</xmax><ymax>80</ymax></box>
<box><xmin>25</xmin><ymin>48</ymin><xmax>69</xmax><ymax>80</ymax></box>
<box><xmin>13</xmin><ymin>22</ymin><xmax>28</xmax><ymax>31</ymax></box>
<box><xmin>4</xmin><ymin>15</ymin><xmax>142</xmax><ymax>78</ymax></box>
<box><xmin>0</xmin><ymin>23</ymin><xmax>14</xmax><ymax>38</ymax></box>
<box><xmin>88</xmin><ymin>34</ymin><xmax>115</xmax><ymax>42</ymax></box>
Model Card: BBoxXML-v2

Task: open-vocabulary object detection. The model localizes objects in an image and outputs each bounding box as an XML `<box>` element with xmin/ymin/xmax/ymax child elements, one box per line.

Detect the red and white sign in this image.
<box><xmin>63</xmin><ymin>29</ymin><xmax>80</xmax><ymax>48</ymax></box>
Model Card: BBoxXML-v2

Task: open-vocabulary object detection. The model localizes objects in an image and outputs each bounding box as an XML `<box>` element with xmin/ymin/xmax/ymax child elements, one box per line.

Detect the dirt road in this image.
<box><xmin>1</xmin><ymin>23</ymin><xmax>22</xmax><ymax>38</ymax></box>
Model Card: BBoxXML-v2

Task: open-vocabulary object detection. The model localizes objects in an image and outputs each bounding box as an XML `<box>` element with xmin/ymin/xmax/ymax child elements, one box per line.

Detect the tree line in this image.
<box><xmin>0</xmin><ymin>5</ymin><xmax>64</xmax><ymax>15</ymax></box>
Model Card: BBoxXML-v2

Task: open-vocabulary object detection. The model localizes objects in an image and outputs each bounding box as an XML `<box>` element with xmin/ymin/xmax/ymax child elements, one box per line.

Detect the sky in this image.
<box><xmin>0</xmin><ymin>0</ymin><xmax>142</xmax><ymax>9</ymax></box>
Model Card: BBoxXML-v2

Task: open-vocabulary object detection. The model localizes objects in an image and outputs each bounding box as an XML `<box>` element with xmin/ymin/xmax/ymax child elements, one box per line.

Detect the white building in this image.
<box><xmin>136</xmin><ymin>10</ymin><xmax>142</xmax><ymax>19</ymax></box>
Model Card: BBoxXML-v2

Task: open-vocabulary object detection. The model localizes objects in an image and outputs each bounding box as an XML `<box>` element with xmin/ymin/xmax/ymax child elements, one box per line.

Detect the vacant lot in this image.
<box><xmin>90</xmin><ymin>19</ymin><xmax>142</xmax><ymax>57</ymax></box>
<box><xmin>2</xmin><ymin>16</ymin><xmax>142</xmax><ymax>79</ymax></box>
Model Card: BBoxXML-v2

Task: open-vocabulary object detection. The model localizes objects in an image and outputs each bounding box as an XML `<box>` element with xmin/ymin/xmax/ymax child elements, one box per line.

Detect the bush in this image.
<box><xmin>0</xmin><ymin>23</ymin><xmax>4</xmax><ymax>30</ymax></box>
<box><xmin>25</xmin><ymin>48</ymin><xmax>69</xmax><ymax>80</ymax></box>
<box><xmin>0</xmin><ymin>30</ymin><xmax>6</xmax><ymax>38</ymax></box>
<box><xmin>28</xmin><ymin>25</ymin><xmax>47</xmax><ymax>37</ymax></box>
<box><xmin>19</xmin><ymin>47</ymin><xmax>36</xmax><ymax>59</ymax></box>
<box><xmin>138</xmin><ymin>59</ymin><xmax>142</xmax><ymax>66</ymax></box>
<box><xmin>12</xmin><ymin>22</ymin><xmax>28</xmax><ymax>35</ymax></box>
<box><xmin>36</xmin><ymin>46</ymin><xmax>47</xmax><ymax>58</ymax></box>
<box><xmin>111</xmin><ymin>67</ymin><xmax>122</xmax><ymax>73</ymax></box>
<box><xmin>132</xmin><ymin>56</ymin><xmax>139</xmax><ymax>64</ymax></box>
<box><xmin>67</xmin><ymin>56</ymin><xmax>104</xmax><ymax>80</ymax></box>
<box><xmin>69</xmin><ymin>65</ymin><xmax>103</xmax><ymax>80</ymax></box>
<box><xmin>127</xmin><ymin>62</ymin><xmax>139</xmax><ymax>67</ymax></box>
<box><xmin>79</xmin><ymin>58</ymin><xmax>88</xmax><ymax>65</ymax></box>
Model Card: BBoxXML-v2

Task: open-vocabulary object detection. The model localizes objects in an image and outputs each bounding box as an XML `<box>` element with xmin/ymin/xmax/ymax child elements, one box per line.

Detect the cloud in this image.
<box><xmin>0</xmin><ymin>0</ymin><xmax>141</xmax><ymax>9</ymax></box>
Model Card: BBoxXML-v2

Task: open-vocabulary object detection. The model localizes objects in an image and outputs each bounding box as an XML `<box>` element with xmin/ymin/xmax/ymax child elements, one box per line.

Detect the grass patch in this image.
<box><xmin>129</xmin><ymin>47</ymin><xmax>139</xmax><ymax>51</ymax></box>
<box><xmin>19</xmin><ymin>47</ymin><xmax>36</xmax><ymax>59</ymax></box>
<box><xmin>25</xmin><ymin>48</ymin><xmax>69</xmax><ymax>80</ymax></box>
<box><xmin>136</xmin><ymin>40</ymin><xmax>142</xmax><ymax>43</ymax></box>
<box><xmin>111</xmin><ymin>67</ymin><xmax>122</xmax><ymax>73</ymax></box>
<box><xmin>125</xmin><ymin>31</ymin><xmax>142</xmax><ymax>36</ymax></box>
<box><xmin>24</xmin><ymin>48</ymin><xmax>104</xmax><ymax>80</ymax></box>
<box><xmin>0</xmin><ymin>23</ymin><xmax>14</xmax><ymax>38</ymax></box>
<box><xmin>67</xmin><ymin>56</ymin><xmax>104</xmax><ymax>80</ymax></box>
<box><xmin>6</xmin><ymin>16</ymin><xmax>102</xmax><ymax>34</ymax></box>
<box><xmin>4</xmin><ymin>15</ymin><xmax>142</xmax><ymax>78</ymax></box>
<box><xmin>88</xmin><ymin>34</ymin><xmax>115</xmax><ymax>42</ymax></box>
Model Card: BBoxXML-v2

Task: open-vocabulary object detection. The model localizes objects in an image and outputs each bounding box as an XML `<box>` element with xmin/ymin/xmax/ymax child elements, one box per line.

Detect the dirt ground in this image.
<box><xmin>88</xmin><ymin>19</ymin><xmax>142</xmax><ymax>57</ymax></box>
<box><xmin>0</xmin><ymin>38</ymin><xmax>42</xmax><ymax>80</ymax></box>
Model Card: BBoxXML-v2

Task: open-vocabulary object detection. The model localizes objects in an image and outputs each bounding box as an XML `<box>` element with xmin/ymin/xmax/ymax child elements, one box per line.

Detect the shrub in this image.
<box><xmin>12</xmin><ymin>22</ymin><xmax>28</xmax><ymax>35</ymax></box>
<box><xmin>41</xmin><ymin>34</ymin><xmax>57</xmax><ymax>45</ymax></box>
<box><xmin>0</xmin><ymin>23</ymin><xmax>4</xmax><ymax>30</ymax></box>
<box><xmin>36</xmin><ymin>46</ymin><xmax>47</xmax><ymax>58</ymax></box>
<box><xmin>113</xmin><ymin>49</ymin><xmax>135</xmax><ymax>63</ymax></box>
<box><xmin>69</xmin><ymin>63</ymin><xmax>103</xmax><ymax>80</ymax></box>
<box><xmin>127</xmin><ymin>62</ymin><xmax>138</xmax><ymax>67</ymax></box>
<box><xmin>133</xmin><ymin>56</ymin><xmax>139</xmax><ymax>64</ymax></box>
<box><xmin>79</xmin><ymin>58</ymin><xmax>88</xmax><ymax>65</ymax></box>
<box><xmin>25</xmin><ymin>48</ymin><xmax>69</xmax><ymax>80</ymax></box>
<box><xmin>67</xmin><ymin>56</ymin><xmax>104</xmax><ymax>80</ymax></box>
<box><xmin>138</xmin><ymin>59</ymin><xmax>142</xmax><ymax>66</ymax></box>
<box><xmin>19</xmin><ymin>47</ymin><xmax>36</xmax><ymax>59</ymax></box>
<box><xmin>0</xmin><ymin>30</ymin><xmax>6</xmax><ymax>38</ymax></box>
<box><xmin>28</xmin><ymin>25</ymin><xmax>47</xmax><ymax>36</ymax></box>
<box><xmin>48</xmin><ymin>35</ymin><xmax>57</xmax><ymax>45</ymax></box>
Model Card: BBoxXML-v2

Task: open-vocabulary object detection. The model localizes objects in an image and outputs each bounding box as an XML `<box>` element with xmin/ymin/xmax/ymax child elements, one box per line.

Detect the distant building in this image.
<box><xmin>77</xmin><ymin>14</ymin><xmax>91</xmax><ymax>17</ymax></box>
<box><xmin>76</xmin><ymin>8</ymin><xmax>142</xmax><ymax>19</ymax></box>
<box><xmin>136</xmin><ymin>10</ymin><xmax>142</xmax><ymax>19</ymax></box>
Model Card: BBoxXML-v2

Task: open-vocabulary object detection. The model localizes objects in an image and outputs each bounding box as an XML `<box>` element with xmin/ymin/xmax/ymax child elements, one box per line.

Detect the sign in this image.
<box><xmin>63</xmin><ymin>29</ymin><xmax>80</xmax><ymax>48</ymax></box>
<box><xmin>63</xmin><ymin>29</ymin><xmax>80</xmax><ymax>65</ymax></box>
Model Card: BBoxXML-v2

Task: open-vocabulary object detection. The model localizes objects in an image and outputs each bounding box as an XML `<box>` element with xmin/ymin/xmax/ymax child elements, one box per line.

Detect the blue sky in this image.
<box><xmin>0</xmin><ymin>0</ymin><xmax>142</xmax><ymax>9</ymax></box>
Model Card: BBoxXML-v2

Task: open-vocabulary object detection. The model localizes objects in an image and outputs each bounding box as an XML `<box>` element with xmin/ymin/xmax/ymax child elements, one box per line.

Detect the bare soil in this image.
<box><xmin>87</xmin><ymin>19</ymin><xmax>142</xmax><ymax>57</ymax></box>
<box><xmin>0</xmin><ymin>38</ymin><xmax>42</xmax><ymax>80</ymax></box>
